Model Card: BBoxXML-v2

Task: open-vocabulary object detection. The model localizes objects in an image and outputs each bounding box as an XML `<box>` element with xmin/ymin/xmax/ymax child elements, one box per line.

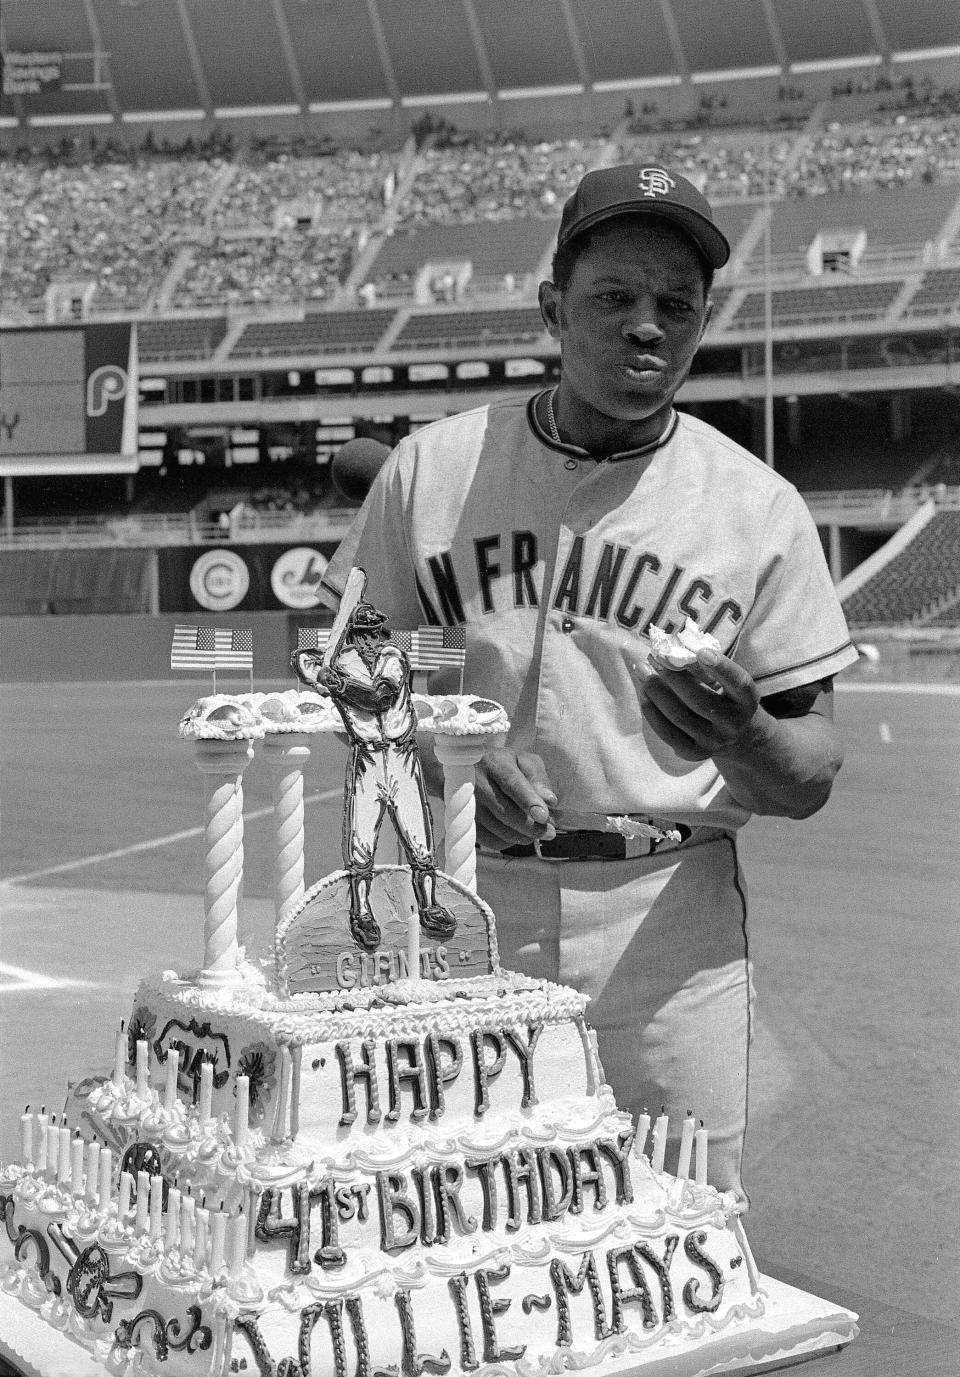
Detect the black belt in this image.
<box><xmin>500</xmin><ymin>826</ymin><xmax>691</xmax><ymax>862</ymax></box>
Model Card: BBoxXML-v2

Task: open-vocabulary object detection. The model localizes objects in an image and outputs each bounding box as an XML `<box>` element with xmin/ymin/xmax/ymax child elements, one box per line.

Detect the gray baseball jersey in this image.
<box><xmin>322</xmin><ymin>393</ymin><xmax>858</xmax><ymax>834</ymax></box>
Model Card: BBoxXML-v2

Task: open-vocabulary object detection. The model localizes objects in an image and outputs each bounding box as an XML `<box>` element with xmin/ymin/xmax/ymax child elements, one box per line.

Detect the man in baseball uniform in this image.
<box><xmin>319</xmin><ymin>165</ymin><xmax>858</xmax><ymax>1198</ymax></box>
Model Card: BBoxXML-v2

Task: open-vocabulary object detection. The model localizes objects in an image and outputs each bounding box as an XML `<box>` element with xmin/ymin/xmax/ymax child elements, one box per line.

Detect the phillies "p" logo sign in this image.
<box><xmin>86</xmin><ymin>364</ymin><xmax>127</xmax><ymax>417</ymax></box>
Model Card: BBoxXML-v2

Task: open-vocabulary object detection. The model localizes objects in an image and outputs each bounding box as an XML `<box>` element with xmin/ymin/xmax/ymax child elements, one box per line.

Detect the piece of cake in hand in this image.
<box><xmin>649</xmin><ymin>617</ymin><xmax>723</xmax><ymax>670</ymax></box>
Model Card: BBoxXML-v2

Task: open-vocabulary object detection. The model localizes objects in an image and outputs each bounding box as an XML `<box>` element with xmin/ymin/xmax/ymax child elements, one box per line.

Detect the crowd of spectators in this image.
<box><xmin>395</xmin><ymin>131</ymin><xmax>609</xmax><ymax>228</ymax></box>
<box><xmin>173</xmin><ymin>228</ymin><xmax>361</xmax><ymax>309</ymax></box>
<box><xmin>212</xmin><ymin>146</ymin><xmax>398</xmax><ymax>232</ymax></box>
<box><xmin>2</xmin><ymin>91</ymin><xmax>959</xmax><ymax>316</ymax></box>
<box><xmin>785</xmin><ymin>111</ymin><xmax>960</xmax><ymax>195</ymax></box>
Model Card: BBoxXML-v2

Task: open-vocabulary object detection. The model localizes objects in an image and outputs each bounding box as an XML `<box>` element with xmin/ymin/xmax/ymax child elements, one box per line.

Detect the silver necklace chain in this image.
<box><xmin>545</xmin><ymin>386</ymin><xmax>562</xmax><ymax>445</ymax></box>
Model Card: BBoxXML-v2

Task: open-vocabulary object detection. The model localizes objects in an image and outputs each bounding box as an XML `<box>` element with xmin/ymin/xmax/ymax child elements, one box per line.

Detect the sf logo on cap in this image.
<box><xmin>637</xmin><ymin>167</ymin><xmax>676</xmax><ymax>198</ymax></box>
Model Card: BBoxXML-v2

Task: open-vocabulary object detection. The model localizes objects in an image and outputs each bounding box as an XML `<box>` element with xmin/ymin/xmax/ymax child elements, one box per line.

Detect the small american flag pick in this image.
<box><xmin>171</xmin><ymin>626</ymin><xmax>253</xmax><ymax>673</ymax></box>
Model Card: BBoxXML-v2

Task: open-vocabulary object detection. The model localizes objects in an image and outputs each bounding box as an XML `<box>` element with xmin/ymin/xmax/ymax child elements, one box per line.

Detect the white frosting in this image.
<box><xmin>414</xmin><ymin>693</ymin><xmax>509</xmax><ymax>736</ymax></box>
<box><xmin>648</xmin><ymin>617</ymin><xmax>722</xmax><ymax>669</ymax></box>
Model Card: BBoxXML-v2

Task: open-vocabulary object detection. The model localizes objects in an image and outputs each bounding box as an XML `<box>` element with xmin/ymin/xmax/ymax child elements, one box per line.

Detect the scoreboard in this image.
<box><xmin>0</xmin><ymin>322</ymin><xmax>138</xmax><ymax>471</ymax></box>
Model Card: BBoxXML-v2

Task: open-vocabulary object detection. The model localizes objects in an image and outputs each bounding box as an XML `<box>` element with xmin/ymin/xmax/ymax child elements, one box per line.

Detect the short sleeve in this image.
<box><xmin>734</xmin><ymin>488</ymin><xmax>858</xmax><ymax>696</ymax></box>
<box><xmin>320</xmin><ymin>447</ymin><xmax>425</xmax><ymax>627</ymax></box>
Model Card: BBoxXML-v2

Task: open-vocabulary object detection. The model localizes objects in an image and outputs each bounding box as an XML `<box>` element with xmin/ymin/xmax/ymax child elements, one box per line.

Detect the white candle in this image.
<box><xmin>199</xmin><ymin>1060</ymin><xmax>214</xmax><ymax>1125</ymax></box>
<box><xmin>164</xmin><ymin>1049</ymin><xmax>180</xmax><ymax>1112</ymax></box>
<box><xmin>98</xmin><ymin>1148</ymin><xmax>113</xmax><ymax>1212</ymax></box>
<box><xmin>677</xmin><ymin>1112</ymin><xmax>696</xmax><ymax>1180</ymax></box>
<box><xmin>135</xmin><ymin>1171</ymin><xmax>151</xmax><ymax>1234</ymax></box>
<box><xmin>35</xmin><ymin>1110</ymin><xmax>48</xmax><ymax>1173</ymax></box>
<box><xmin>85</xmin><ymin>1142</ymin><xmax>100</xmax><ymax>1202</ymax></box>
<box><xmin>234</xmin><ymin>1075</ymin><xmax>250</xmax><ymax>1149</ymax></box>
<box><xmin>651</xmin><ymin>1112</ymin><xmax>669</xmax><ymax>1173</ymax></box>
<box><xmin>57</xmin><ymin>1126</ymin><xmax>72</xmax><ymax>1186</ymax></box>
<box><xmin>19</xmin><ymin>1109</ymin><xmax>33</xmax><ymax>1166</ymax></box>
<box><xmin>180</xmin><ymin>1194</ymin><xmax>196</xmax><ymax>1259</ymax></box>
<box><xmin>136</xmin><ymin>1039</ymin><xmax>150</xmax><ymax>1099</ymax></box>
<box><xmin>192</xmin><ymin>1204</ymin><xmax>208</xmax><ymax>1270</ymax></box>
<box><xmin>209</xmin><ymin>1208</ymin><xmax>227</xmax><ymax>1275</ymax></box>
<box><xmin>635</xmin><ymin>1111</ymin><xmax>651</xmax><ymax>1158</ymax></box>
<box><xmin>118</xmin><ymin>1169</ymin><xmax>133</xmax><ymax>1221</ymax></box>
<box><xmin>45</xmin><ymin>1117</ymin><xmax>59</xmax><ymax>1180</ymax></box>
<box><xmin>228</xmin><ymin>1211</ymin><xmax>246</xmax><ymax>1279</ymax></box>
<box><xmin>695</xmin><ymin>1126</ymin><xmax>709</xmax><ymax>1186</ymax></box>
<box><xmin>149</xmin><ymin>1175</ymin><xmax>164</xmax><ymax>1241</ymax></box>
<box><xmin>113</xmin><ymin>1024</ymin><xmax>126</xmax><ymax>1086</ymax></box>
<box><xmin>165</xmin><ymin>1187</ymin><xmax>181</xmax><ymax>1251</ymax></box>
<box><xmin>71</xmin><ymin>1134</ymin><xmax>85</xmax><ymax>1196</ymax></box>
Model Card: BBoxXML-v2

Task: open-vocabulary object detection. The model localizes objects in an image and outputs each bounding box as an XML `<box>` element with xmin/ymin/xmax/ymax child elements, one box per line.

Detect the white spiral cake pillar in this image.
<box><xmin>262</xmin><ymin>733</ymin><xmax>312</xmax><ymax>925</ymax></box>
<box><xmin>194</xmin><ymin>738</ymin><xmax>254</xmax><ymax>987</ymax></box>
<box><xmin>432</xmin><ymin>736</ymin><xmax>489</xmax><ymax>893</ymax></box>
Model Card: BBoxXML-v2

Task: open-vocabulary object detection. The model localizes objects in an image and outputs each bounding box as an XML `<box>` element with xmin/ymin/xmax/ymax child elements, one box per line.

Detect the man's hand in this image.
<box><xmin>474</xmin><ymin>749</ymin><xmax>558</xmax><ymax>850</ymax></box>
<box><xmin>640</xmin><ymin>648</ymin><xmax>761</xmax><ymax>760</ymax></box>
<box><xmin>639</xmin><ymin>649</ymin><xmax>842</xmax><ymax>819</ymax></box>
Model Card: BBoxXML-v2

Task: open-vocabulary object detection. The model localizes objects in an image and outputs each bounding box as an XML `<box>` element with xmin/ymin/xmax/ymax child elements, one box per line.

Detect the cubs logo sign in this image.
<box><xmin>637</xmin><ymin>167</ymin><xmax>676</xmax><ymax>198</ymax></box>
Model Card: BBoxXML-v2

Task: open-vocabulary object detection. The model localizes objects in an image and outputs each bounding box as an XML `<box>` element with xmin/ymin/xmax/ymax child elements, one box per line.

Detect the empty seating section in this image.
<box><xmin>138</xmin><ymin>316</ymin><xmax>228</xmax><ymax>362</ymax></box>
<box><xmin>392</xmin><ymin>308</ymin><xmax>546</xmax><ymax>350</ymax></box>
<box><xmin>396</xmin><ymin>136</ymin><xmax>608</xmax><ymax>228</ymax></box>
<box><xmin>906</xmin><ymin>269</ymin><xmax>960</xmax><ymax>314</ymax></box>
<box><xmin>842</xmin><ymin>511</ymin><xmax>960</xmax><ymax>625</ymax></box>
<box><xmin>212</xmin><ymin>149</ymin><xmax>397</xmax><ymax>231</ymax></box>
<box><xmin>759</xmin><ymin>184</ymin><xmax>960</xmax><ymax>262</ymax></box>
<box><xmin>733</xmin><ymin>281</ymin><xmax>903</xmax><ymax>325</ymax></box>
<box><xmin>368</xmin><ymin>220</ymin><xmax>558</xmax><ymax>296</ymax></box>
<box><xmin>230</xmin><ymin>310</ymin><xmax>396</xmax><ymax>358</ymax></box>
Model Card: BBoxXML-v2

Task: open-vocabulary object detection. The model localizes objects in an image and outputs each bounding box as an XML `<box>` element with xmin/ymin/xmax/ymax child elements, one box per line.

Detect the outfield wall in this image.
<box><xmin>0</xmin><ymin>612</ymin><xmax>331</xmax><ymax>683</ymax></box>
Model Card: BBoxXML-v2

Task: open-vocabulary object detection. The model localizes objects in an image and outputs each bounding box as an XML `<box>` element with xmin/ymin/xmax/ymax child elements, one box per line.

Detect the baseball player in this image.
<box><xmin>293</xmin><ymin>598</ymin><xmax>456</xmax><ymax>952</ymax></box>
<box><xmin>319</xmin><ymin>166</ymin><xmax>858</xmax><ymax>1197</ymax></box>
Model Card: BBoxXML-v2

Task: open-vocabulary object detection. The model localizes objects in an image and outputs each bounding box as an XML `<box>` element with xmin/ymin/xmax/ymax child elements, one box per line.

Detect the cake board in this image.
<box><xmin>0</xmin><ymin>1274</ymin><xmax>857</xmax><ymax>1377</ymax></box>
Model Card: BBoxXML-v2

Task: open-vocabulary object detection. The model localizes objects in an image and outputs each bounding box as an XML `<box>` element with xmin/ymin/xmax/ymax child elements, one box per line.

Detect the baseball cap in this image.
<box><xmin>557</xmin><ymin>165</ymin><xmax>730</xmax><ymax>270</ymax></box>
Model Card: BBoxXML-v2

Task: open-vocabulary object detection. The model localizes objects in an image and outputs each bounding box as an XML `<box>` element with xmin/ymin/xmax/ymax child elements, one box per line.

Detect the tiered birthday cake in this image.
<box><xmin>0</xmin><ymin>614</ymin><xmax>857</xmax><ymax>1377</ymax></box>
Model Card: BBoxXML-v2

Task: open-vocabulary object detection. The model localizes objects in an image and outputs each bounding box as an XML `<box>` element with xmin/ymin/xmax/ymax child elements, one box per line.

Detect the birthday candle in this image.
<box><xmin>136</xmin><ymin>1039</ymin><xmax>150</xmax><ymax>1099</ymax></box>
<box><xmin>165</xmin><ymin>1187</ymin><xmax>181</xmax><ymax>1252</ymax></box>
<box><xmin>234</xmin><ymin>1075</ymin><xmax>250</xmax><ymax>1149</ymax></box>
<box><xmin>695</xmin><ymin>1125</ymin><xmax>709</xmax><ymax>1186</ymax></box>
<box><xmin>19</xmin><ymin>1108</ymin><xmax>33</xmax><ymax>1166</ymax></box>
<box><xmin>180</xmin><ymin>1193</ymin><xmax>196</xmax><ymax>1259</ymax></box>
<box><xmin>85</xmin><ymin>1141</ymin><xmax>100</xmax><ymax>1202</ymax></box>
<box><xmin>164</xmin><ymin>1049</ymin><xmax>180</xmax><ymax>1112</ymax></box>
<box><xmin>57</xmin><ymin>1126</ymin><xmax>72</xmax><ymax>1186</ymax></box>
<box><xmin>289</xmin><ymin>1046</ymin><xmax>301</xmax><ymax>1140</ymax></box>
<box><xmin>199</xmin><ymin>1060</ymin><xmax>214</xmax><ymax>1125</ymax></box>
<box><xmin>35</xmin><ymin>1109</ymin><xmax>48</xmax><ymax>1173</ymax></box>
<box><xmin>98</xmin><ymin>1148</ymin><xmax>113</xmax><ymax>1212</ymax></box>
<box><xmin>45</xmin><ymin>1116</ymin><xmax>59</xmax><ymax>1180</ymax></box>
<box><xmin>135</xmin><ymin>1171</ymin><xmax>151</xmax><ymax>1234</ymax></box>
<box><xmin>192</xmin><ymin>1204</ymin><xmax>208</xmax><ymax>1270</ymax></box>
<box><xmin>149</xmin><ymin>1175</ymin><xmax>164</xmax><ymax>1241</ymax></box>
<box><xmin>71</xmin><ymin>1133</ymin><xmax>85</xmax><ymax>1196</ymax></box>
<box><xmin>651</xmin><ymin>1112</ymin><xmax>669</xmax><ymax>1173</ymax></box>
<box><xmin>118</xmin><ymin>1169</ymin><xmax>133</xmax><ymax>1221</ymax></box>
<box><xmin>209</xmin><ymin>1207</ymin><xmax>227</xmax><ymax>1275</ymax></box>
<box><xmin>634</xmin><ymin>1110</ymin><xmax>651</xmax><ymax>1158</ymax></box>
<box><xmin>113</xmin><ymin>1023</ymin><xmax>126</xmax><ymax>1086</ymax></box>
<box><xmin>228</xmin><ymin>1211</ymin><xmax>246</xmax><ymax>1279</ymax></box>
<box><xmin>677</xmin><ymin>1112</ymin><xmax>696</xmax><ymax>1180</ymax></box>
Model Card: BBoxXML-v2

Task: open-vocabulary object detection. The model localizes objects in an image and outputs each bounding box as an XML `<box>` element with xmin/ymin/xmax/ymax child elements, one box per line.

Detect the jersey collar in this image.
<box><xmin>527</xmin><ymin>389</ymin><xmax>679</xmax><ymax>463</ymax></box>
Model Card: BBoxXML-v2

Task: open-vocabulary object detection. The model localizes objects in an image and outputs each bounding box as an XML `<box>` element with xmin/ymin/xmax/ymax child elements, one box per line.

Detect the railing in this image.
<box><xmin>804</xmin><ymin>486</ymin><xmax>960</xmax><ymax>524</ymax></box>
<box><xmin>0</xmin><ymin>508</ymin><xmax>357</xmax><ymax>551</ymax></box>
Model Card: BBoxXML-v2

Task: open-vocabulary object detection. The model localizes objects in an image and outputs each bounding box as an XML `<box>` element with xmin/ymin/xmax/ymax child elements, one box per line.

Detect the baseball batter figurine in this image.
<box><xmin>318</xmin><ymin>166</ymin><xmax>859</xmax><ymax>1198</ymax></box>
<box><xmin>292</xmin><ymin>572</ymin><xmax>456</xmax><ymax>953</ymax></box>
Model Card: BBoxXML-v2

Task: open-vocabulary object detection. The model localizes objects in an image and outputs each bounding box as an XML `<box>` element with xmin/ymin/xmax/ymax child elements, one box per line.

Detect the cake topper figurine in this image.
<box><xmin>291</xmin><ymin>567</ymin><xmax>456</xmax><ymax>953</ymax></box>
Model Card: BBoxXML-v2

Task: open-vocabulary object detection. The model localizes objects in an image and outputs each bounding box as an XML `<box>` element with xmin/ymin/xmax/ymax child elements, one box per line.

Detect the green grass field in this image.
<box><xmin>1</xmin><ymin>679</ymin><xmax>958</xmax><ymax>1325</ymax></box>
